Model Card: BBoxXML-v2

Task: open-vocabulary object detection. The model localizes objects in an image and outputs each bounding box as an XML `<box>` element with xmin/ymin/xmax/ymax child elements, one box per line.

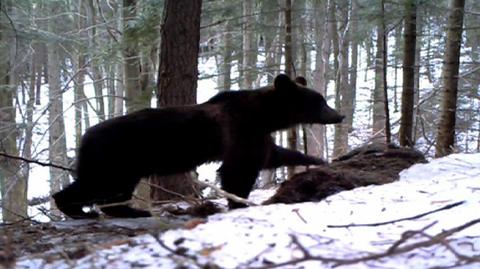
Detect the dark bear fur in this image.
<box><xmin>53</xmin><ymin>74</ymin><xmax>344</xmax><ymax>219</ymax></box>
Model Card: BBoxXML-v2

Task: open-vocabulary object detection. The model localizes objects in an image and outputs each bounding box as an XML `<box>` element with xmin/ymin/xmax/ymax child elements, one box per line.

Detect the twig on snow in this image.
<box><xmin>191</xmin><ymin>177</ymin><xmax>258</xmax><ymax>207</ymax></box>
<box><xmin>327</xmin><ymin>200</ymin><xmax>465</xmax><ymax>228</ymax></box>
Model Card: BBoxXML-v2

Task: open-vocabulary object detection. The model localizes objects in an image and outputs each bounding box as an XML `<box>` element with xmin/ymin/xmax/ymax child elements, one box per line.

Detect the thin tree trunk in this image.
<box><xmin>114</xmin><ymin>2</ymin><xmax>124</xmax><ymax>116</ymax></box>
<box><xmin>107</xmin><ymin>64</ymin><xmax>116</xmax><ymax>118</ymax></box>
<box><xmin>123</xmin><ymin>0</ymin><xmax>149</xmax><ymax>113</ymax></box>
<box><xmin>74</xmin><ymin>55</ymin><xmax>87</xmax><ymax>149</ymax></box>
<box><xmin>217</xmin><ymin>20</ymin><xmax>233</xmax><ymax>91</ymax></box>
<box><xmin>382</xmin><ymin>0</ymin><xmax>391</xmax><ymax>144</ymax></box>
<box><xmin>115</xmin><ymin>62</ymin><xmax>124</xmax><ymax>116</ymax></box>
<box><xmin>152</xmin><ymin>0</ymin><xmax>202</xmax><ymax>201</ymax></box>
<box><xmin>393</xmin><ymin>26</ymin><xmax>402</xmax><ymax>113</ymax></box>
<box><xmin>364</xmin><ymin>34</ymin><xmax>373</xmax><ymax>83</ymax></box>
<box><xmin>122</xmin><ymin>0</ymin><xmax>152</xmax><ymax>207</ymax></box>
<box><xmin>242</xmin><ymin>0</ymin><xmax>257</xmax><ymax>89</ymax></box>
<box><xmin>372</xmin><ymin>0</ymin><xmax>387</xmax><ymax>142</ymax></box>
<box><xmin>47</xmin><ymin>1</ymin><xmax>69</xmax><ymax>209</ymax></box>
<box><xmin>333</xmin><ymin>0</ymin><xmax>350</xmax><ymax>158</ymax></box>
<box><xmin>399</xmin><ymin>0</ymin><xmax>417</xmax><ymax>147</ymax></box>
<box><xmin>298</xmin><ymin>0</ymin><xmax>309</xmax><ymax>159</ymax></box>
<box><xmin>308</xmin><ymin>0</ymin><xmax>329</xmax><ymax>160</ymax></box>
<box><xmin>412</xmin><ymin>14</ymin><xmax>423</xmax><ymax>144</ymax></box>
<box><xmin>284</xmin><ymin>0</ymin><xmax>297</xmax><ymax>178</ymax></box>
<box><xmin>0</xmin><ymin>1</ymin><xmax>27</xmax><ymax>222</ymax></box>
<box><xmin>435</xmin><ymin>0</ymin><xmax>466</xmax><ymax>157</ymax></box>
<box><xmin>73</xmin><ymin>1</ymin><xmax>86</xmax><ymax>148</ymax></box>
<box><xmin>348</xmin><ymin>0</ymin><xmax>358</xmax><ymax>134</ymax></box>
<box><xmin>87</xmin><ymin>0</ymin><xmax>106</xmax><ymax>121</ymax></box>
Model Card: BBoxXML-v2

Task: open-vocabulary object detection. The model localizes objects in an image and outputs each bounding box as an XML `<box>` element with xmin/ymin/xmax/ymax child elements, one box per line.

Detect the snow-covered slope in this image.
<box><xmin>17</xmin><ymin>153</ymin><xmax>480</xmax><ymax>268</ymax></box>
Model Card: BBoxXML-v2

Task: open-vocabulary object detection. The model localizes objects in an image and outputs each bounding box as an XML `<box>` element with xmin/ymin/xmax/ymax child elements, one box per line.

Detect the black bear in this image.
<box><xmin>53</xmin><ymin>74</ymin><xmax>344</xmax><ymax>219</ymax></box>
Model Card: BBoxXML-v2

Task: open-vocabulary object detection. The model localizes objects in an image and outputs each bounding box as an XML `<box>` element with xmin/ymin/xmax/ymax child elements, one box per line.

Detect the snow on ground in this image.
<box><xmin>16</xmin><ymin>153</ymin><xmax>480</xmax><ymax>268</ymax></box>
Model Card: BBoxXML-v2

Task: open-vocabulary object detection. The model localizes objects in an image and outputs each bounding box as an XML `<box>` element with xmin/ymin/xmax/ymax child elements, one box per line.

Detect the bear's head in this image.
<box><xmin>273</xmin><ymin>74</ymin><xmax>345</xmax><ymax>125</ymax></box>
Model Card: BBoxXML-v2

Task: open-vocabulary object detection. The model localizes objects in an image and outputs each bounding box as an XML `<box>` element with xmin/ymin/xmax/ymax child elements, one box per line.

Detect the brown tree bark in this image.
<box><xmin>372</xmin><ymin>0</ymin><xmax>387</xmax><ymax>142</ymax></box>
<box><xmin>151</xmin><ymin>0</ymin><xmax>202</xmax><ymax>201</ymax></box>
<box><xmin>284</xmin><ymin>0</ymin><xmax>297</xmax><ymax>178</ymax></box>
<box><xmin>412</xmin><ymin>14</ymin><xmax>423</xmax><ymax>144</ymax></box>
<box><xmin>73</xmin><ymin>1</ymin><xmax>87</xmax><ymax>148</ymax></box>
<box><xmin>47</xmin><ymin>1</ymin><xmax>69</xmax><ymax>212</ymax></box>
<box><xmin>347</xmin><ymin>0</ymin><xmax>358</xmax><ymax>134</ymax></box>
<box><xmin>435</xmin><ymin>0</ymin><xmax>466</xmax><ymax>157</ymax></box>
<box><xmin>87</xmin><ymin>0</ymin><xmax>106</xmax><ymax>121</ymax></box>
<box><xmin>333</xmin><ymin>0</ymin><xmax>350</xmax><ymax>158</ymax></box>
<box><xmin>123</xmin><ymin>0</ymin><xmax>150</xmax><ymax>113</ymax></box>
<box><xmin>381</xmin><ymin>0</ymin><xmax>391</xmax><ymax>144</ymax></box>
<box><xmin>242</xmin><ymin>0</ymin><xmax>257</xmax><ymax>89</ymax></box>
<box><xmin>0</xmin><ymin>0</ymin><xmax>27</xmax><ymax>222</ymax></box>
<box><xmin>308</xmin><ymin>0</ymin><xmax>330</xmax><ymax>160</ymax></box>
<box><xmin>217</xmin><ymin>20</ymin><xmax>233</xmax><ymax>91</ymax></box>
<box><xmin>399</xmin><ymin>0</ymin><xmax>417</xmax><ymax>147</ymax></box>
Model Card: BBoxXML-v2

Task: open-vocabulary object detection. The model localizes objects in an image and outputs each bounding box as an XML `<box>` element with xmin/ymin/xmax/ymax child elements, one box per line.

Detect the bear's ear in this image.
<box><xmin>294</xmin><ymin>76</ymin><xmax>307</xmax><ymax>86</ymax></box>
<box><xmin>274</xmin><ymin>74</ymin><xmax>296</xmax><ymax>91</ymax></box>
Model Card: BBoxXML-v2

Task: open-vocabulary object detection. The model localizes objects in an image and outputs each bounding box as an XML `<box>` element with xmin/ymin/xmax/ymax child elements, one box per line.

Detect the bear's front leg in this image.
<box><xmin>219</xmin><ymin>163</ymin><xmax>260</xmax><ymax>209</ymax></box>
<box><xmin>264</xmin><ymin>144</ymin><xmax>325</xmax><ymax>169</ymax></box>
<box><xmin>219</xmin><ymin>140</ymin><xmax>266</xmax><ymax>209</ymax></box>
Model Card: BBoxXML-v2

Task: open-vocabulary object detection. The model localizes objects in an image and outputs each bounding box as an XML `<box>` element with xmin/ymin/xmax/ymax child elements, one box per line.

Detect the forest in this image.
<box><xmin>0</xmin><ymin>0</ymin><xmax>479</xmax><ymax>220</ymax></box>
<box><xmin>0</xmin><ymin>0</ymin><xmax>480</xmax><ymax>267</ymax></box>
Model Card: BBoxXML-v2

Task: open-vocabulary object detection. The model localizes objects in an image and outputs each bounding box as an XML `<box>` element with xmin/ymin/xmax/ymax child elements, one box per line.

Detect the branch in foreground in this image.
<box><xmin>249</xmin><ymin>218</ymin><xmax>480</xmax><ymax>269</ymax></box>
<box><xmin>0</xmin><ymin>152</ymin><xmax>74</xmax><ymax>172</ymax></box>
<box><xmin>191</xmin><ymin>177</ymin><xmax>258</xmax><ymax>207</ymax></box>
<box><xmin>327</xmin><ymin>200</ymin><xmax>465</xmax><ymax>228</ymax></box>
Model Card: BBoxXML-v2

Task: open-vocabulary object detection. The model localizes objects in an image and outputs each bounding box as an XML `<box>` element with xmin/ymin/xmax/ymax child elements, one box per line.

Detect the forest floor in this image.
<box><xmin>2</xmin><ymin>149</ymin><xmax>480</xmax><ymax>269</ymax></box>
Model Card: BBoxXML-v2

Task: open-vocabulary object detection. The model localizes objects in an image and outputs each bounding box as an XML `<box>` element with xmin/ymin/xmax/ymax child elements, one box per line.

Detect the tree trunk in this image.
<box><xmin>0</xmin><ymin>1</ymin><xmax>27</xmax><ymax>222</ymax></box>
<box><xmin>333</xmin><ymin>0</ymin><xmax>350</xmax><ymax>158</ymax></box>
<box><xmin>262</xmin><ymin>8</ymin><xmax>284</xmax><ymax>183</ymax></box>
<box><xmin>123</xmin><ymin>0</ymin><xmax>150</xmax><ymax>113</ymax></box>
<box><xmin>115</xmin><ymin>62</ymin><xmax>124</xmax><ymax>116</ymax></box>
<box><xmin>152</xmin><ymin>0</ymin><xmax>202</xmax><ymax>201</ymax></box>
<box><xmin>114</xmin><ymin>3</ymin><xmax>124</xmax><ymax>116</ymax></box>
<box><xmin>308</xmin><ymin>0</ymin><xmax>330</xmax><ymax>160</ymax></box>
<box><xmin>381</xmin><ymin>0</ymin><xmax>391</xmax><ymax>144</ymax></box>
<box><xmin>74</xmin><ymin>55</ymin><xmax>87</xmax><ymax>149</ymax></box>
<box><xmin>284</xmin><ymin>0</ymin><xmax>297</xmax><ymax>178</ymax></box>
<box><xmin>86</xmin><ymin>0</ymin><xmax>106</xmax><ymax>121</ymax></box>
<box><xmin>107</xmin><ymin>64</ymin><xmax>116</xmax><ymax>118</ymax></box>
<box><xmin>47</xmin><ymin>1</ymin><xmax>69</xmax><ymax>211</ymax></box>
<box><xmin>348</xmin><ymin>0</ymin><xmax>358</xmax><ymax>134</ymax></box>
<box><xmin>73</xmin><ymin>0</ymin><xmax>87</xmax><ymax>148</ymax></box>
<box><xmin>242</xmin><ymin>0</ymin><xmax>257</xmax><ymax>89</ymax></box>
<box><xmin>122</xmin><ymin>0</ymin><xmax>152</xmax><ymax>207</ymax></box>
<box><xmin>393</xmin><ymin>27</ymin><xmax>400</xmax><ymax>113</ymax></box>
<box><xmin>217</xmin><ymin>20</ymin><xmax>233</xmax><ymax>91</ymax></box>
<box><xmin>435</xmin><ymin>0</ymin><xmax>466</xmax><ymax>157</ymax></box>
<box><xmin>399</xmin><ymin>0</ymin><xmax>417</xmax><ymax>147</ymax></box>
<box><xmin>372</xmin><ymin>0</ymin><xmax>387</xmax><ymax>142</ymax></box>
<box><xmin>412</xmin><ymin>14</ymin><xmax>423</xmax><ymax>144</ymax></box>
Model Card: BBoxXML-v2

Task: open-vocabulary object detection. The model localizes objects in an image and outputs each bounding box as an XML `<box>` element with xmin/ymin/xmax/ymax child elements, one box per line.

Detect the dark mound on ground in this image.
<box><xmin>263</xmin><ymin>143</ymin><xmax>427</xmax><ymax>205</ymax></box>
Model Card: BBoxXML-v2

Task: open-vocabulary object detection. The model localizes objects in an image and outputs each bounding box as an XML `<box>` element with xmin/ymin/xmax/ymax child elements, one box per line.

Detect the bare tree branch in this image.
<box><xmin>0</xmin><ymin>151</ymin><xmax>74</xmax><ymax>172</ymax></box>
<box><xmin>327</xmin><ymin>200</ymin><xmax>465</xmax><ymax>228</ymax></box>
<box><xmin>249</xmin><ymin>218</ymin><xmax>480</xmax><ymax>269</ymax></box>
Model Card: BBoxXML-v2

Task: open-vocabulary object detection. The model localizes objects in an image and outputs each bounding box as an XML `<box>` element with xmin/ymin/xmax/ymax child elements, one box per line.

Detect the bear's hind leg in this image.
<box><xmin>97</xmin><ymin>184</ymin><xmax>151</xmax><ymax>218</ymax></box>
<box><xmin>52</xmin><ymin>181</ymin><xmax>100</xmax><ymax>219</ymax></box>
